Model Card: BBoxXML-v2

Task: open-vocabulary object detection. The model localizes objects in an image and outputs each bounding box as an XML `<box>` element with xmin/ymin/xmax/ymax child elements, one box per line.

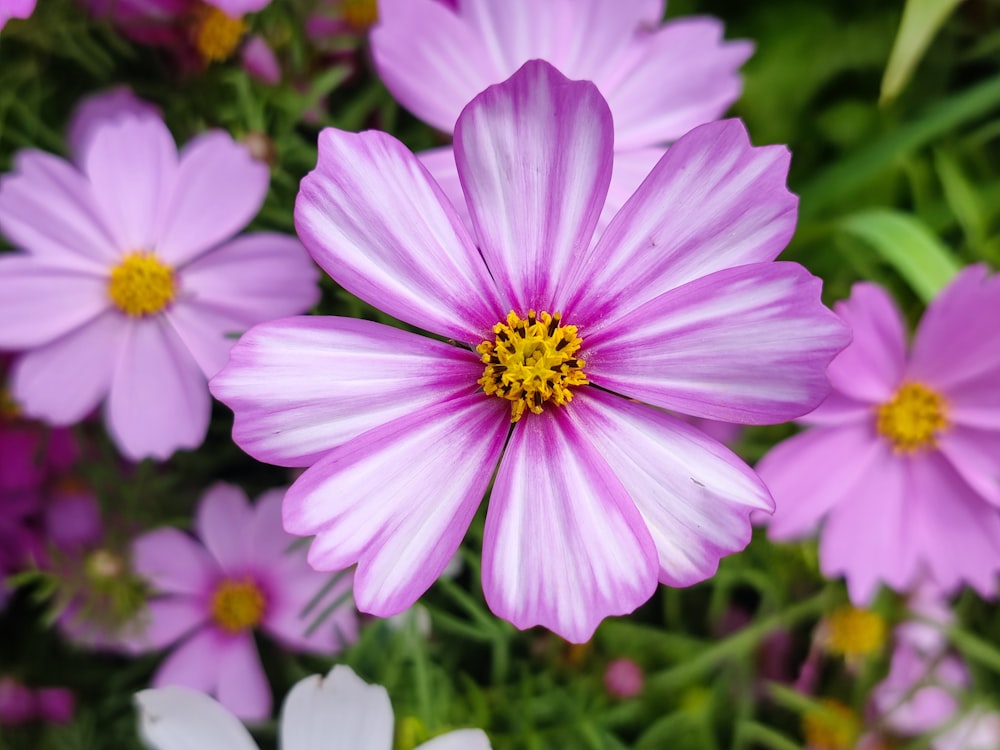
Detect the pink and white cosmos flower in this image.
<box><xmin>372</xmin><ymin>0</ymin><xmax>753</xmax><ymax>227</ymax></box>
<box><xmin>0</xmin><ymin>90</ymin><xmax>319</xmax><ymax>461</ymax></box>
<box><xmin>211</xmin><ymin>61</ymin><xmax>849</xmax><ymax>643</ymax></box>
<box><xmin>761</xmin><ymin>266</ymin><xmax>1000</xmax><ymax>603</ymax></box>
<box><xmin>128</xmin><ymin>483</ymin><xmax>358</xmax><ymax>721</ymax></box>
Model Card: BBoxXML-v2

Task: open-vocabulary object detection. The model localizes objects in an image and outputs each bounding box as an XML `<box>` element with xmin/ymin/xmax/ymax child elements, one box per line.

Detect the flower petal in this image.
<box><xmin>818</xmin><ymin>454</ymin><xmax>919</xmax><ymax>604</ymax></box>
<box><xmin>585</xmin><ymin>262</ymin><xmax>849</xmax><ymax>424</ymax></box>
<box><xmin>280</xmin><ymin>666</ymin><xmax>393</xmax><ymax>750</ymax></box>
<box><xmin>564</xmin><ymin>120</ymin><xmax>797</xmax><ymax>326</ymax></box>
<box><xmin>263</xmin><ymin>562</ymin><xmax>356</xmax><ymax>654</ymax></box>
<box><xmin>106</xmin><ymin>317</ymin><xmax>210</xmax><ymax>461</ymax></box>
<box><xmin>826</xmin><ymin>282</ymin><xmax>907</xmax><ymax>403</ymax></box>
<box><xmin>152</xmin><ymin>628</ymin><xmax>222</xmax><ymax>695</ymax></box>
<box><xmin>454</xmin><ymin>59</ymin><xmax>612</xmax><ymax>312</ymax></box>
<box><xmin>132</xmin><ymin>527</ymin><xmax>217</xmax><ymax>596</ymax></box>
<box><xmin>483</xmin><ymin>407</ymin><xmax>658</xmax><ymax>643</ymax></box>
<box><xmin>66</xmin><ymin>88</ymin><xmax>161</xmax><ymax>162</ymax></box>
<box><xmin>909</xmin><ymin>264</ymin><xmax>1000</xmax><ymax>390</ymax></box>
<box><xmin>126</xmin><ymin>597</ymin><xmax>207</xmax><ymax>652</ymax></box>
<box><xmin>167</xmin><ymin>233</ymin><xmax>319</xmax><ymax>378</ymax></box>
<box><xmin>136</xmin><ymin>687</ymin><xmax>258</xmax><ymax>750</ymax></box>
<box><xmin>566</xmin><ymin>390</ymin><xmax>771</xmax><ymax>586</ymax></box>
<box><xmin>937</xmin><ymin>426</ymin><xmax>1000</xmax><ymax>507</ymax></box>
<box><xmin>284</xmin><ymin>392</ymin><xmax>508</xmax><ymax>616</ymax></box>
<box><xmin>417</xmin><ymin>729</ymin><xmax>493</xmax><ymax>750</ymax></box>
<box><xmin>156</xmin><ymin>132</ymin><xmax>269</xmax><ymax>266</ymax></box>
<box><xmin>603</xmin><ymin>18</ymin><xmax>753</xmax><ymax>149</ymax></box>
<box><xmin>0</xmin><ymin>256</ymin><xmax>109</xmax><ymax>349</ymax></box>
<box><xmin>295</xmin><ymin>128</ymin><xmax>502</xmax><ymax>342</ymax></box>
<box><xmin>81</xmin><ymin>110</ymin><xmax>177</xmax><ymax>253</ymax></box>
<box><xmin>0</xmin><ymin>150</ymin><xmax>118</xmax><ymax>269</ymax></box>
<box><xmin>601</xmin><ymin>148</ymin><xmax>665</xmax><ymax>232</ymax></box>
<box><xmin>760</xmin><ymin>424</ymin><xmax>887</xmax><ymax>540</ymax></box>
<box><xmin>195</xmin><ymin>483</ymin><xmax>253</xmax><ymax>571</ymax></box>
<box><xmin>9</xmin><ymin>310</ymin><xmax>124</xmax><ymax>424</ymax></box>
<box><xmin>215</xmin><ymin>634</ymin><xmax>270</xmax><ymax>721</ymax></box>
<box><xmin>211</xmin><ymin>316</ymin><xmax>485</xmax><ymax>467</ymax></box>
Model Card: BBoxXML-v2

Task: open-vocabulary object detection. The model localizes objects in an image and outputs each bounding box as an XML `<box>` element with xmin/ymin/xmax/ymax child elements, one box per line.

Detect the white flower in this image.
<box><xmin>136</xmin><ymin>665</ymin><xmax>491</xmax><ymax>750</ymax></box>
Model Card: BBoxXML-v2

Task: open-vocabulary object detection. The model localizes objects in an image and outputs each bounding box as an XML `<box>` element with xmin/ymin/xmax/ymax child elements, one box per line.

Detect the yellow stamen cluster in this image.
<box><xmin>108</xmin><ymin>252</ymin><xmax>176</xmax><ymax>317</ymax></box>
<box><xmin>191</xmin><ymin>3</ymin><xmax>247</xmax><ymax>63</ymax></box>
<box><xmin>477</xmin><ymin>310</ymin><xmax>588</xmax><ymax>423</ymax></box>
<box><xmin>210</xmin><ymin>578</ymin><xmax>266</xmax><ymax>633</ymax></box>
<box><xmin>801</xmin><ymin>699</ymin><xmax>860</xmax><ymax>750</ymax></box>
<box><xmin>823</xmin><ymin>605</ymin><xmax>886</xmax><ymax>660</ymax></box>
<box><xmin>875</xmin><ymin>382</ymin><xmax>949</xmax><ymax>453</ymax></box>
<box><xmin>340</xmin><ymin>0</ymin><xmax>378</xmax><ymax>30</ymax></box>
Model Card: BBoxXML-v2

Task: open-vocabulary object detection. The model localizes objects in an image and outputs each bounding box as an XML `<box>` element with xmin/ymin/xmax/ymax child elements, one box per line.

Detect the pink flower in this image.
<box><xmin>211</xmin><ymin>61</ymin><xmax>849</xmax><ymax>642</ymax></box>
<box><xmin>760</xmin><ymin>266</ymin><xmax>1000</xmax><ymax>603</ymax></box>
<box><xmin>371</xmin><ymin>0</ymin><xmax>752</xmax><ymax>227</ymax></box>
<box><xmin>128</xmin><ymin>483</ymin><xmax>358</xmax><ymax>720</ymax></box>
<box><xmin>604</xmin><ymin>658</ymin><xmax>644</xmax><ymax>699</ymax></box>
<box><xmin>0</xmin><ymin>89</ymin><xmax>319</xmax><ymax>461</ymax></box>
<box><xmin>0</xmin><ymin>678</ymin><xmax>74</xmax><ymax>726</ymax></box>
<box><xmin>0</xmin><ymin>0</ymin><xmax>35</xmax><ymax>31</ymax></box>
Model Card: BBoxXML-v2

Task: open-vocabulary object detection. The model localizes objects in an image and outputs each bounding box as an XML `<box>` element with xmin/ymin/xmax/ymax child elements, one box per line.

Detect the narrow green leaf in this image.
<box><xmin>881</xmin><ymin>0</ymin><xmax>964</xmax><ymax>104</ymax></box>
<box><xmin>933</xmin><ymin>149</ymin><xmax>986</xmax><ymax>247</ymax></box>
<box><xmin>838</xmin><ymin>209</ymin><xmax>961</xmax><ymax>301</ymax></box>
<box><xmin>950</xmin><ymin>624</ymin><xmax>1000</xmax><ymax>674</ymax></box>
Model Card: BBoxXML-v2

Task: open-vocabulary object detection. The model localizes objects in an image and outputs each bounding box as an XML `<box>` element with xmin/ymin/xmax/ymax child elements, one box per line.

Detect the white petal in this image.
<box><xmin>135</xmin><ymin>687</ymin><xmax>258</xmax><ymax>750</ymax></box>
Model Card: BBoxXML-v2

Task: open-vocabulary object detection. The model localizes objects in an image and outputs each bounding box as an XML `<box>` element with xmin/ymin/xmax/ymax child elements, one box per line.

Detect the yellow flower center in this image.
<box><xmin>210</xmin><ymin>578</ymin><xmax>266</xmax><ymax>633</ymax></box>
<box><xmin>0</xmin><ymin>388</ymin><xmax>20</xmax><ymax>420</ymax></box>
<box><xmin>823</xmin><ymin>605</ymin><xmax>886</xmax><ymax>659</ymax></box>
<box><xmin>477</xmin><ymin>310</ymin><xmax>588</xmax><ymax>423</ymax></box>
<box><xmin>875</xmin><ymin>382</ymin><xmax>949</xmax><ymax>453</ymax></box>
<box><xmin>191</xmin><ymin>3</ymin><xmax>247</xmax><ymax>63</ymax></box>
<box><xmin>341</xmin><ymin>0</ymin><xmax>378</xmax><ymax>29</ymax></box>
<box><xmin>801</xmin><ymin>699</ymin><xmax>860</xmax><ymax>750</ymax></box>
<box><xmin>108</xmin><ymin>252</ymin><xmax>176</xmax><ymax>317</ymax></box>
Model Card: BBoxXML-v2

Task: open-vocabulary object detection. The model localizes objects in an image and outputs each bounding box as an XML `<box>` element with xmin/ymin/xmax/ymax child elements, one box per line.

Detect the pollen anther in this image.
<box><xmin>477</xmin><ymin>310</ymin><xmax>588</xmax><ymax>423</ymax></box>
<box><xmin>108</xmin><ymin>252</ymin><xmax>176</xmax><ymax>317</ymax></box>
<box><xmin>875</xmin><ymin>382</ymin><xmax>948</xmax><ymax>453</ymax></box>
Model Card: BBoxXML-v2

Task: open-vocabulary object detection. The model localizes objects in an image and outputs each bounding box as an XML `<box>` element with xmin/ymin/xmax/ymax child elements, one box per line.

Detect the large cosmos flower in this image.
<box><xmin>211</xmin><ymin>61</ymin><xmax>849</xmax><ymax>642</ymax></box>
<box><xmin>127</xmin><ymin>483</ymin><xmax>358</xmax><ymax>720</ymax></box>
<box><xmin>0</xmin><ymin>90</ymin><xmax>319</xmax><ymax>461</ymax></box>
<box><xmin>760</xmin><ymin>265</ymin><xmax>1000</xmax><ymax>603</ymax></box>
<box><xmin>372</xmin><ymin>0</ymin><xmax>753</xmax><ymax>227</ymax></box>
<box><xmin>137</xmin><ymin>665</ymin><xmax>491</xmax><ymax>750</ymax></box>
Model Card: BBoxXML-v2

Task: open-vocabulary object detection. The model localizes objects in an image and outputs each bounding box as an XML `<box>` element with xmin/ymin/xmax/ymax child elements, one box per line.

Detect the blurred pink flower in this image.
<box><xmin>127</xmin><ymin>483</ymin><xmax>358</xmax><ymax>720</ymax></box>
<box><xmin>0</xmin><ymin>89</ymin><xmax>319</xmax><ymax>461</ymax></box>
<box><xmin>212</xmin><ymin>61</ymin><xmax>848</xmax><ymax>642</ymax></box>
<box><xmin>0</xmin><ymin>0</ymin><xmax>35</xmax><ymax>31</ymax></box>
<box><xmin>371</xmin><ymin>0</ymin><xmax>752</xmax><ymax>228</ymax></box>
<box><xmin>761</xmin><ymin>266</ymin><xmax>1000</xmax><ymax>603</ymax></box>
<box><xmin>240</xmin><ymin>34</ymin><xmax>281</xmax><ymax>84</ymax></box>
<box><xmin>0</xmin><ymin>678</ymin><xmax>75</xmax><ymax>726</ymax></box>
<box><xmin>604</xmin><ymin>658</ymin><xmax>643</xmax><ymax>699</ymax></box>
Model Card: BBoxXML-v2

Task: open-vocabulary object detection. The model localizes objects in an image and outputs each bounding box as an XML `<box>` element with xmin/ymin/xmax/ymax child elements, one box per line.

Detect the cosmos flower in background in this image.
<box><xmin>212</xmin><ymin>61</ymin><xmax>849</xmax><ymax>643</ymax></box>
<box><xmin>371</xmin><ymin>0</ymin><xmax>753</xmax><ymax>226</ymax></box>
<box><xmin>0</xmin><ymin>88</ymin><xmax>319</xmax><ymax>461</ymax></box>
<box><xmin>126</xmin><ymin>483</ymin><xmax>358</xmax><ymax>720</ymax></box>
<box><xmin>136</xmin><ymin>665</ymin><xmax>492</xmax><ymax>749</ymax></box>
<box><xmin>760</xmin><ymin>265</ymin><xmax>1000</xmax><ymax>603</ymax></box>
<box><xmin>0</xmin><ymin>0</ymin><xmax>34</xmax><ymax>32</ymax></box>
<box><xmin>0</xmin><ymin>677</ymin><xmax>74</xmax><ymax>727</ymax></box>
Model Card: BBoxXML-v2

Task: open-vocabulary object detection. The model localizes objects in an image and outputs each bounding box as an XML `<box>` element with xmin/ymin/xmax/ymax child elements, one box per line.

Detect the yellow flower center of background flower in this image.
<box><xmin>210</xmin><ymin>578</ymin><xmax>266</xmax><ymax>633</ymax></box>
<box><xmin>0</xmin><ymin>388</ymin><xmax>20</xmax><ymax>420</ymax></box>
<box><xmin>477</xmin><ymin>310</ymin><xmax>588</xmax><ymax>423</ymax></box>
<box><xmin>192</xmin><ymin>3</ymin><xmax>246</xmax><ymax>63</ymax></box>
<box><xmin>341</xmin><ymin>0</ymin><xmax>378</xmax><ymax>29</ymax></box>
<box><xmin>108</xmin><ymin>252</ymin><xmax>176</xmax><ymax>317</ymax></box>
<box><xmin>823</xmin><ymin>605</ymin><xmax>886</xmax><ymax>659</ymax></box>
<box><xmin>801</xmin><ymin>699</ymin><xmax>860</xmax><ymax>750</ymax></box>
<box><xmin>875</xmin><ymin>382</ymin><xmax>948</xmax><ymax>453</ymax></box>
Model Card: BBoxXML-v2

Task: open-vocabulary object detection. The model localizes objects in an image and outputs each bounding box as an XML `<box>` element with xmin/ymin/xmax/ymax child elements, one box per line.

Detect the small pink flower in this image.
<box><xmin>604</xmin><ymin>658</ymin><xmax>643</xmax><ymax>699</ymax></box>
<box><xmin>0</xmin><ymin>0</ymin><xmax>35</xmax><ymax>31</ymax></box>
<box><xmin>0</xmin><ymin>89</ymin><xmax>319</xmax><ymax>461</ymax></box>
<box><xmin>760</xmin><ymin>267</ymin><xmax>1000</xmax><ymax>603</ymax></box>
<box><xmin>128</xmin><ymin>483</ymin><xmax>358</xmax><ymax>720</ymax></box>
<box><xmin>211</xmin><ymin>61</ymin><xmax>849</xmax><ymax>642</ymax></box>
<box><xmin>371</xmin><ymin>0</ymin><xmax>752</xmax><ymax>227</ymax></box>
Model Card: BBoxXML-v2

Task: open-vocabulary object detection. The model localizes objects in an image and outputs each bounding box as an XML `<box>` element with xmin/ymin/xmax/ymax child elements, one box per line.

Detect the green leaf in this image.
<box><xmin>838</xmin><ymin>209</ymin><xmax>961</xmax><ymax>301</ymax></box>
<box><xmin>880</xmin><ymin>0</ymin><xmax>964</xmax><ymax>104</ymax></box>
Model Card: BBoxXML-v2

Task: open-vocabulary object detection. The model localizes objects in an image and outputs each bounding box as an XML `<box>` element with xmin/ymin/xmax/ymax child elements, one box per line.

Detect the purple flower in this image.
<box><xmin>211</xmin><ymin>61</ymin><xmax>848</xmax><ymax>643</ymax></box>
<box><xmin>128</xmin><ymin>483</ymin><xmax>358</xmax><ymax>720</ymax></box>
<box><xmin>371</xmin><ymin>0</ymin><xmax>753</xmax><ymax>227</ymax></box>
<box><xmin>0</xmin><ymin>89</ymin><xmax>319</xmax><ymax>461</ymax></box>
<box><xmin>760</xmin><ymin>266</ymin><xmax>1000</xmax><ymax>603</ymax></box>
